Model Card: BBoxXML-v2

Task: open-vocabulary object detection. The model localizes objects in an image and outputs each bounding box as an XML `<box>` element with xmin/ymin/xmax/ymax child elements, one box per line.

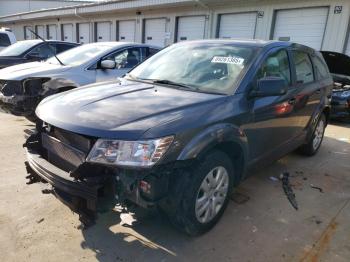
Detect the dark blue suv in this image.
<box><xmin>24</xmin><ymin>40</ymin><xmax>332</xmax><ymax>235</ymax></box>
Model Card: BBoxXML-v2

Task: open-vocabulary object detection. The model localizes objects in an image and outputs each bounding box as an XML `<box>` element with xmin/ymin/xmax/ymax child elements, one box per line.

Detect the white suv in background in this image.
<box><xmin>0</xmin><ymin>28</ymin><xmax>16</xmax><ymax>51</ymax></box>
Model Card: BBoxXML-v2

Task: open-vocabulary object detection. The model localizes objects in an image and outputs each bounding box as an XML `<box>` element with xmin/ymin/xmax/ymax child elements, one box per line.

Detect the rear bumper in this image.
<box><xmin>331</xmin><ymin>101</ymin><xmax>350</xmax><ymax>118</ymax></box>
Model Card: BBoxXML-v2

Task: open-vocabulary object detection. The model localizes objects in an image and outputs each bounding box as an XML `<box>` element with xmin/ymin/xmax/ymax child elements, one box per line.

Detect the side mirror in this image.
<box><xmin>100</xmin><ymin>59</ymin><xmax>116</xmax><ymax>70</ymax></box>
<box><xmin>250</xmin><ymin>77</ymin><xmax>288</xmax><ymax>97</ymax></box>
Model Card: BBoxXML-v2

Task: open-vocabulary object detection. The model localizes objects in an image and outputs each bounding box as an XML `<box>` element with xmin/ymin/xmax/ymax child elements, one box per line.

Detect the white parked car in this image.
<box><xmin>0</xmin><ymin>42</ymin><xmax>160</xmax><ymax>120</ymax></box>
<box><xmin>0</xmin><ymin>28</ymin><xmax>16</xmax><ymax>51</ymax></box>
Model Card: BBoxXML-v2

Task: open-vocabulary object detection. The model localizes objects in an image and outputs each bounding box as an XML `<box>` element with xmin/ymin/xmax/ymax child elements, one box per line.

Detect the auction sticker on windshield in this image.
<box><xmin>211</xmin><ymin>56</ymin><xmax>244</xmax><ymax>65</ymax></box>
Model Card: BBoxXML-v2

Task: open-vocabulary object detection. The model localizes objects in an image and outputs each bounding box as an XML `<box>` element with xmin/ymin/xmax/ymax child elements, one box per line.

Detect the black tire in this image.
<box><xmin>164</xmin><ymin>150</ymin><xmax>235</xmax><ymax>236</ymax></box>
<box><xmin>298</xmin><ymin>113</ymin><xmax>326</xmax><ymax>156</ymax></box>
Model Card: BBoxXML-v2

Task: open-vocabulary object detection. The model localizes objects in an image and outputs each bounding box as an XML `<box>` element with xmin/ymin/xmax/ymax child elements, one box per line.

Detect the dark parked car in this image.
<box><xmin>321</xmin><ymin>51</ymin><xmax>350</xmax><ymax>120</ymax></box>
<box><xmin>0</xmin><ymin>40</ymin><xmax>78</xmax><ymax>69</ymax></box>
<box><xmin>24</xmin><ymin>40</ymin><xmax>332</xmax><ymax>235</ymax></box>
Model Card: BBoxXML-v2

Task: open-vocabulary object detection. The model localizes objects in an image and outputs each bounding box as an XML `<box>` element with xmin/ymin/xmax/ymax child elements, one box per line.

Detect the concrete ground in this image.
<box><xmin>0</xmin><ymin>112</ymin><xmax>349</xmax><ymax>262</ymax></box>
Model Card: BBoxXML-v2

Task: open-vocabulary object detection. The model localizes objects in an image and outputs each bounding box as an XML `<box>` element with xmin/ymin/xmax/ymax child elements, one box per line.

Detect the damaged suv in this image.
<box><xmin>25</xmin><ymin>40</ymin><xmax>332</xmax><ymax>235</ymax></box>
<box><xmin>0</xmin><ymin>42</ymin><xmax>159</xmax><ymax>121</ymax></box>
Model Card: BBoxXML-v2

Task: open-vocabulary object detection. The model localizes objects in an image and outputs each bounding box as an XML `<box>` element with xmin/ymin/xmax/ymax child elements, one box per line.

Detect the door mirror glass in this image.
<box><xmin>251</xmin><ymin>77</ymin><xmax>287</xmax><ymax>97</ymax></box>
<box><xmin>100</xmin><ymin>59</ymin><xmax>116</xmax><ymax>69</ymax></box>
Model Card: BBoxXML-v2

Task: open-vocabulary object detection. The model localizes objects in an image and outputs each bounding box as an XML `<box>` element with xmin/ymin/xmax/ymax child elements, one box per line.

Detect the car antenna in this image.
<box><xmin>28</xmin><ymin>28</ymin><xmax>65</xmax><ymax>66</ymax></box>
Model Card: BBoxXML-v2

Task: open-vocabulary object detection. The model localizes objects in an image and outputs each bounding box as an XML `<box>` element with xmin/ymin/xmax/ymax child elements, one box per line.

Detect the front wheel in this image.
<box><xmin>298</xmin><ymin>113</ymin><xmax>326</xmax><ymax>156</ymax></box>
<box><xmin>167</xmin><ymin>150</ymin><xmax>235</xmax><ymax>236</ymax></box>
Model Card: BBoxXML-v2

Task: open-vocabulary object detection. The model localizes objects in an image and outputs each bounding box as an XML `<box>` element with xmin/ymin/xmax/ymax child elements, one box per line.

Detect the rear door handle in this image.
<box><xmin>315</xmin><ymin>89</ymin><xmax>321</xmax><ymax>94</ymax></box>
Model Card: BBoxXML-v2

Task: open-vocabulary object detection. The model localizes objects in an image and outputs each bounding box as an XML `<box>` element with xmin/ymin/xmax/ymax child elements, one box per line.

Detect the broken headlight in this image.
<box><xmin>86</xmin><ymin>136</ymin><xmax>174</xmax><ymax>167</ymax></box>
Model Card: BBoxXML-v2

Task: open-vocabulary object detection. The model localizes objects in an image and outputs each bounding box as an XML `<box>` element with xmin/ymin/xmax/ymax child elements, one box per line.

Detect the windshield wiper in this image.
<box><xmin>28</xmin><ymin>28</ymin><xmax>65</xmax><ymax>66</ymax></box>
<box><xmin>149</xmin><ymin>79</ymin><xmax>193</xmax><ymax>89</ymax></box>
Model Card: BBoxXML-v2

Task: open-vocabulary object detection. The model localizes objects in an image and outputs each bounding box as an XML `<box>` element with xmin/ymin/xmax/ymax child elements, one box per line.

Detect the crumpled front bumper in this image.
<box><xmin>0</xmin><ymin>91</ymin><xmax>38</xmax><ymax>116</ymax></box>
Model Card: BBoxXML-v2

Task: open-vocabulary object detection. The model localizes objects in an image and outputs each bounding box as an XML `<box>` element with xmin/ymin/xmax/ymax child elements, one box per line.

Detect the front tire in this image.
<box><xmin>298</xmin><ymin>113</ymin><xmax>326</xmax><ymax>156</ymax></box>
<box><xmin>167</xmin><ymin>150</ymin><xmax>235</xmax><ymax>236</ymax></box>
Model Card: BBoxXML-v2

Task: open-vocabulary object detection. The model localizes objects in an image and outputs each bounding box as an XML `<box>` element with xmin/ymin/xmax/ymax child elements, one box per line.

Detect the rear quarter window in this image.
<box><xmin>0</xmin><ymin>33</ymin><xmax>11</xmax><ymax>47</ymax></box>
<box><xmin>312</xmin><ymin>56</ymin><xmax>330</xmax><ymax>80</ymax></box>
<box><xmin>292</xmin><ymin>51</ymin><xmax>314</xmax><ymax>84</ymax></box>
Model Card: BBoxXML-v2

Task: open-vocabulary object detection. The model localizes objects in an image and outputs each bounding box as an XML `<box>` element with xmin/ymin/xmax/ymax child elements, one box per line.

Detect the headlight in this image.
<box><xmin>86</xmin><ymin>136</ymin><xmax>174</xmax><ymax>167</ymax></box>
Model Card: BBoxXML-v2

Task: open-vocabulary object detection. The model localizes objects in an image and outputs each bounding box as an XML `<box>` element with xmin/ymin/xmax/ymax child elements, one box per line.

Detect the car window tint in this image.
<box><xmin>312</xmin><ymin>56</ymin><xmax>329</xmax><ymax>80</ymax></box>
<box><xmin>257</xmin><ymin>49</ymin><xmax>291</xmax><ymax>85</ymax></box>
<box><xmin>0</xmin><ymin>33</ymin><xmax>11</xmax><ymax>47</ymax></box>
<box><xmin>148</xmin><ymin>47</ymin><xmax>159</xmax><ymax>56</ymax></box>
<box><xmin>293</xmin><ymin>51</ymin><xmax>314</xmax><ymax>84</ymax></box>
<box><xmin>28</xmin><ymin>43</ymin><xmax>53</xmax><ymax>59</ymax></box>
<box><xmin>106</xmin><ymin>47</ymin><xmax>141</xmax><ymax>69</ymax></box>
<box><xmin>55</xmin><ymin>43</ymin><xmax>75</xmax><ymax>54</ymax></box>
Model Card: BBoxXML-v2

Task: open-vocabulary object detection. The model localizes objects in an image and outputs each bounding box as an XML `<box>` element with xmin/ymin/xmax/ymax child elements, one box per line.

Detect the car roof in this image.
<box><xmin>174</xmin><ymin>39</ymin><xmax>314</xmax><ymax>51</ymax></box>
<box><xmin>83</xmin><ymin>41</ymin><xmax>160</xmax><ymax>49</ymax></box>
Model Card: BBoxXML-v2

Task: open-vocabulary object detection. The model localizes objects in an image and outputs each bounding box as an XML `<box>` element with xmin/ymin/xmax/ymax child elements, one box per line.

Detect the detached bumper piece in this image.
<box><xmin>24</xmin><ymin>133</ymin><xmax>113</xmax><ymax>227</ymax></box>
<box><xmin>0</xmin><ymin>92</ymin><xmax>39</xmax><ymax>117</ymax></box>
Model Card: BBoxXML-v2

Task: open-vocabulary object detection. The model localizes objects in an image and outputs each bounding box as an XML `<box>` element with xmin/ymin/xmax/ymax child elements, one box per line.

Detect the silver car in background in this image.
<box><xmin>0</xmin><ymin>42</ymin><xmax>160</xmax><ymax>120</ymax></box>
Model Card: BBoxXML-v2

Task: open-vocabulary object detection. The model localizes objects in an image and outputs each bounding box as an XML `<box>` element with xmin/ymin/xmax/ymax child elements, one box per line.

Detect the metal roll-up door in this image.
<box><xmin>78</xmin><ymin>23</ymin><xmax>90</xmax><ymax>44</ymax></box>
<box><xmin>35</xmin><ymin>25</ymin><xmax>45</xmax><ymax>39</ymax></box>
<box><xmin>48</xmin><ymin>25</ymin><xmax>58</xmax><ymax>40</ymax></box>
<box><xmin>144</xmin><ymin>18</ymin><xmax>166</xmax><ymax>47</ymax></box>
<box><xmin>273</xmin><ymin>7</ymin><xmax>329</xmax><ymax>50</ymax></box>
<box><xmin>62</xmin><ymin>24</ymin><xmax>74</xmax><ymax>42</ymax></box>
<box><xmin>96</xmin><ymin>22</ymin><xmax>111</xmax><ymax>42</ymax></box>
<box><xmin>176</xmin><ymin>16</ymin><xmax>206</xmax><ymax>42</ymax></box>
<box><xmin>118</xmin><ymin>20</ymin><xmax>136</xmax><ymax>42</ymax></box>
<box><xmin>218</xmin><ymin>12</ymin><xmax>257</xmax><ymax>39</ymax></box>
<box><xmin>24</xmin><ymin>26</ymin><xmax>34</xmax><ymax>39</ymax></box>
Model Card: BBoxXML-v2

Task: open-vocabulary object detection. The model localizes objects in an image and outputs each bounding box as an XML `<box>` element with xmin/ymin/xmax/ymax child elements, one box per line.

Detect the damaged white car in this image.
<box><xmin>0</xmin><ymin>42</ymin><xmax>159</xmax><ymax>121</ymax></box>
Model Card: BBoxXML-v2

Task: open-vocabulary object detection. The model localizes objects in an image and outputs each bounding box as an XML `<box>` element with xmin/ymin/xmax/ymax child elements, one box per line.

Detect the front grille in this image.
<box><xmin>42</xmin><ymin>126</ymin><xmax>94</xmax><ymax>172</ymax></box>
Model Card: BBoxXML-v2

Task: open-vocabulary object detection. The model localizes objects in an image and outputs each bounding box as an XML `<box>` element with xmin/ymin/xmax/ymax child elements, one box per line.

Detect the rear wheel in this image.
<box><xmin>298</xmin><ymin>113</ymin><xmax>326</xmax><ymax>156</ymax></box>
<box><xmin>166</xmin><ymin>150</ymin><xmax>235</xmax><ymax>236</ymax></box>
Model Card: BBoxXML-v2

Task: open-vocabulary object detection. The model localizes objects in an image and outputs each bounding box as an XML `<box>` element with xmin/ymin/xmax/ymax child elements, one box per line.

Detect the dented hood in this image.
<box><xmin>36</xmin><ymin>79</ymin><xmax>222</xmax><ymax>140</ymax></box>
<box><xmin>0</xmin><ymin>61</ymin><xmax>71</xmax><ymax>80</ymax></box>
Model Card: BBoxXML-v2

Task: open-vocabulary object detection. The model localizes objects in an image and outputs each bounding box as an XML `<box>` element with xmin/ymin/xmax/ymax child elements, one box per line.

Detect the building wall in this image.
<box><xmin>2</xmin><ymin>0</ymin><xmax>350</xmax><ymax>53</ymax></box>
<box><xmin>0</xmin><ymin>0</ymin><xmax>91</xmax><ymax>17</ymax></box>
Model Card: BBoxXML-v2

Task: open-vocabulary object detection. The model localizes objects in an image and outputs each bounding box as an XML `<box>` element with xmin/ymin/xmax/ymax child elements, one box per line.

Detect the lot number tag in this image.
<box><xmin>211</xmin><ymin>56</ymin><xmax>244</xmax><ymax>65</ymax></box>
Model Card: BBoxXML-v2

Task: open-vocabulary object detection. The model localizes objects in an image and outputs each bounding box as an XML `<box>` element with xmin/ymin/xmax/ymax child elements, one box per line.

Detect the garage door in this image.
<box><xmin>144</xmin><ymin>18</ymin><xmax>166</xmax><ymax>47</ymax></box>
<box><xmin>273</xmin><ymin>7</ymin><xmax>329</xmax><ymax>50</ymax></box>
<box><xmin>78</xmin><ymin>23</ymin><xmax>90</xmax><ymax>44</ymax></box>
<box><xmin>35</xmin><ymin>25</ymin><xmax>45</xmax><ymax>39</ymax></box>
<box><xmin>62</xmin><ymin>24</ymin><xmax>74</xmax><ymax>42</ymax></box>
<box><xmin>47</xmin><ymin>25</ymin><xmax>57</xmax><ymax>40</ymax></box>
<box><xmin>118</xmin><ymin>20</ymin><xmax>136</xmax><ymax>42</ymax></box>
<box><xmin>177</xmin><ymin>16</ymin><xmax>206</xmax><ymax>42</ymax></box>
<box><xmin>218</xmin><ymin>12</ymin><xmax>257</xmax><ymax>39</ymax></box>
<box><xmin>24</xmin><ymin>26</ymin><xmax>34</xmax><ymax>40</ymax></box>
<box><xmin>96</xmin><ymin>22</ymin><xmax>111</xmax><ymax>42</ymax></box>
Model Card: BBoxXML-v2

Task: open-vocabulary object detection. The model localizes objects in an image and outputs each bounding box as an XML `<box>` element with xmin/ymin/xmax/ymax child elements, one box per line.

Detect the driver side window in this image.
<box><xmin>28</xmin><ymin>44</ymin><xmax>53</xmax><ymax>59</ymax></box>
<box><xmin>257</xmin><ymin>49</ymin><xmax>291</xmax><ymax>85</ymax></box>
<box><xmin>105</xmin><ymin>48</ymin><xmax>141</xmax><ymax>69</ymax></box>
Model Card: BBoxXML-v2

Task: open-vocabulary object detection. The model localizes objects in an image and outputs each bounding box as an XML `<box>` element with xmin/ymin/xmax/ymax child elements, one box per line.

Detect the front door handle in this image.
<box><xmin>288</xmin><ymin>98</ymin><xmax>296</xmax><ymax>105</ymax></box>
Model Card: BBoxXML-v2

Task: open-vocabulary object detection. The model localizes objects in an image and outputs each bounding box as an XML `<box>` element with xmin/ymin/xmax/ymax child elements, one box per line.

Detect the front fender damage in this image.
<box><xmin>0</xmin><ymin>77</ymin><xmax>77</xmax><ymax>117</ymax></box>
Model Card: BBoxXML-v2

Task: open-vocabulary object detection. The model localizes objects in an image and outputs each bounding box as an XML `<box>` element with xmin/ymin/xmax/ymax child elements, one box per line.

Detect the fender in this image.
<box><xmin>41</xmin><ymin>78</ymin><xmax>78</xmax><ymax>96</ymax></box>
<box><xmin>177</xmin><ymin>123</ymin><xmax>249</xmax><ymax>165</ymax></box>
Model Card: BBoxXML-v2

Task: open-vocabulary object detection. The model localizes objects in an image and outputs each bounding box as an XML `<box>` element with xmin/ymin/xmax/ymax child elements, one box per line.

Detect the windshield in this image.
<box><xmin>0</xmin><ymin>41</ymin><xmax>39</xmax><ymax>56</ymax></box>
<box><xmin>46</xmin><ymin>44</ymin><xmax>113</xmax><ymax>66</ymax></box>
<box><xmin>128</xmin><ymin>42</ymin><xmax>258</xmax><ymax>94</ymax></box>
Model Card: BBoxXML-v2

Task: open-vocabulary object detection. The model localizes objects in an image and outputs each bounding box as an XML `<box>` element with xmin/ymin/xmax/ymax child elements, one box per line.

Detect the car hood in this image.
<box><xmin>0</xmin><ymin>61</ymin><xmax>71</xmax><ymax>80</ymax></box>
<box><xmin>36</xmin><ymin>79</ymin><xmax>223</xmax><ymax>140</ymax></box>
<box><xmin>321</xmin><ymin>51</ymin><xmax>350</xmax><ymax>77</ymax></box>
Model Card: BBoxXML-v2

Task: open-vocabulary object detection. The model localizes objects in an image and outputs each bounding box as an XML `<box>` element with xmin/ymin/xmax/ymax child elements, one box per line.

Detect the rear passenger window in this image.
<box><xmin>312</xmin><ymin>56</ymin><xmax>329</xmax><ymax>80</ymax></box>
<box><xmin>0</xmin><ymin>33</ymin><xmax>11</xmax><ymax>47</ymax></box>
<box><xmin>55</xmin><ymin>43</ymin><xmax>75</xmax><ymax>54</ymax></box>
<box><xmin>257</xmin><ymin>49</ymin><xmax>291</xmax><ymax>85</ymax></box>
<box><xmin>293</xmin><ymin>51</ymin><xmax>314</xmax><ymax>84</ymax></box>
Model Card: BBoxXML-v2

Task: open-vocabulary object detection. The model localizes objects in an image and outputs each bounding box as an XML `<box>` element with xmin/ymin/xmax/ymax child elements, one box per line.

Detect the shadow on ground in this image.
<box><xmin>79</xmin><ymin>135</ymin><xmax>350</xmax><ymax>262</ymax></box>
